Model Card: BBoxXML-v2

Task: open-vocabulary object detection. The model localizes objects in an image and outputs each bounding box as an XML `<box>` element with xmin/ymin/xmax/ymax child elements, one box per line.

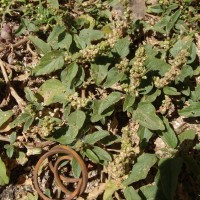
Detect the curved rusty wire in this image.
<box><xmin>33</xmin><ymin>145</ymin><xmax>88</xmax><ymax>200</ymax></box>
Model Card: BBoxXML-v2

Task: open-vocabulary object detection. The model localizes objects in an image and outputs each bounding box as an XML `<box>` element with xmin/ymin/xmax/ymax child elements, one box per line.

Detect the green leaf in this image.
<box><xmin>101</xmin><ymin>134</ymin><xmax>121</xmax><ymax>146</ymax></box>
<box><xmin>4</xmin><ymin>144</ymin><xmax>14</xmax><ymax>158</ymax></box>
<box><xmin>85</xmin><ymin>149</ymin><xmax>99</xmax><ymax>163</ymax></box>
<box><xmin>144</xmin><ymin>44</ymin><xmax>159</xmax><ymax>57</ymax></box>
<box><xmin>137</xmin><ymin>126</ymin><xmax>154</xmax><ymax>148</ymax></box>
<box><xmin>46</xmin><ymin>127</ymin><xmax>71</xmax><ymax>144</ymax></box>
<box><xmin>0</xmin><ymin>157</ymin><xmax>9</xmax><ymax>185</ymax></box>
<box><xmin>177</xmin><ymin>65</ymin><xmax>193</xmax><ymax>82</ymax></box>
<box><xmin>68</xmin><ymin>110</ymin><xmax>86</xmax><ymax>130</ymax></box>
<box><xmin>47</xmin><ymin>25</ymin><xmax>65</xmax><ymax>48</ymax></box>
<box><xmin>163</xmin><ymin>87</ymin><xmax>180</xmax><ymax>96</ymax></box>
<box><xmin>10</xmin><ymin>107</ymin><xmax>37</xmax><ymax>133</ymax></box>
<box><xmin>24</xmin><ymin>87</ymin><xmax>38</xmax><ymax>102</ymax></box>
<box><xmin>188</xmin><ymin>42</ymin><xmax>197</xmax><ymax>63</ymax></box>
<box><xmin>124</xmin><ymin>186</ymin><xmax>141</xmax><ymax>200</ymax></box>
<box><xmin>73</xmin><ymin>66</ymin><xmax>85</xmax><ymax>88</ymax></box>
<box><xmin>132</xmin><ymin>102</ymin><xmax>165</xmax><ymax>131</ymax></box>
<box><xmin>160</xmin><ymin>117</ymin><xmax>178</xmax><ymax>149</ymax></box>
<box><xmin>141</xmin><ymin>89</ymin><xmax>161</xmax><ymax>103</ymax></box>
<box><xmin>92</xmin><ymin>146</ymin><xmax>112</xmax><ymax>163</ymax></box>
<box><xmin>29</xmin><ymin>36</ymin><xmax>51</xmax><ymax>54</ymax></box>
<box><xmin>191</xmin><ymin>85</ymin><xmax>200</xmax><ymax>102</ymax></box>
<box><xmin>103</xmin><ymin>67</ymin><xmax>124</xmax><ymax>88</ymax></box>
<box><xmin>74</xmin><ymin>34</ymin><xmax>86</xmax><ymax>49</ymax></box>
<box><xmin>181</xmin><ymin>84</ymin><xmax>191</xmax><ymax>96</ymax></box>
<box><xmin>59</xmin><ymin>111</ymin><xmax>86</xmax><ymax>144</ymax></box>
<box><xmin>114</xmin><ymin>36</ymin><xmax>130</xmax><ymax>58</ymax></box>
<box><xmin>138</xmin><ymin>84</ymin><xmax>154</xmax><ymax>95</ymax></box>
<box><xmin>44</xmin><ymin>189</ymin><xmax>51</xmax><ymax>199</ymax></box>
<box><xmin>84</xmin><ymin>130</ymin><xmax>110</xmax><ymax>145</ymax></box>
<box><xmin>165</xmin><ymin>3</ymin><xmax>179</xmax><ymax>15</ymax></box>
<box><xmin>175</xmin><ymin>19</ymin><xmax>188</xmax><ymax>34</ymax></box>
<box><xmin>47</xmin><ymin>0</ymin><xmax>59</xmax><ymax>9</ymax></box>
<box><xmin>178</xmin><ymin>129</ymin><xmax>196</xmax><ymax>145</ymax></box>
<box><xmin>178</xmin><ymin>102</ymin><xmax>200</xmax><ymax>117</ymax></box>
<box><xmin>0</xmin><ymin>109</ymin><xmax>13</xmax><ymax>127</ymax></box>
<box><xmin>53</xmin><ymin>126</ymin><xmax>78</xmax><ymax>145</ymax></box>
<box><xmin>159</xmin><ymin>157</ymin><xmax>183</xmax><ymax>200</ymax></box>
<box><xmin>145</xmin><ymin>57</ymin><xmax>170</xmax><ymax>76</ymax></box>
<box><xmin>33</xmin><ymin>51</ymin><xmax>64</xmax><ymax>75</ymax></box>
<box><xmin>91</xmin><ymin>100</ymin><xmax>113</xmax><ymax>122</ymax></box>
<box><xmin>147</xmin><ymin>4</ymin><xmax>163</xmax><ymax>14</ymax></box>
<box><xmin>75</xmin><ymin>14</ymin><xmax>96</xmax><ymax>29</ymax></box>
<box><xmin>10</xmin><ymin>112</ymin><xmax>30</xmax><ymax>128</ymax></box>
<box><xmin>10</xmin><ymin>132</ymin><xmax>16</xmax><ymax>144</ymax></box>
<box><xmin>79</xmin><ymin>29</ymin><xmax>104</xmax><ymax>45</ymax></box>
<box><xmin>91</xmin><ymin>63</ymin><xmax>109</xmax><ymax>85</ymax></box>
<box><xmin>170</xmin><ymin>36</ymin><xmax>192</xmax><ymax>57</ymax></box>
<box><xmin>191</xmin><ymin>85</ymin><xmax>200</xmax><ymax>101</ymax></box>
<box><xmin>166</xmin><ymin>10</ymin><xmax>181</xmax><ymax>34</ymax></box>
<box><xmin>23</xmin><ymin>115</ymin><xmax>34</xmax><ymax>132</ymax></box>
<box><xmin>99</xmin><ymin>92</ymin><xmax>121</xmax><ymax>114</ymax></box>
<box><xmin>20</xmin><ymin>18</ymin><xmax>38</xmax><ymax>33</ymax></box>
<box><xmin>139</xmin><ymin>184</ymin><xmax>166</xmax><ymax>200</ymax></box>
<box><xmin>123</xmin><ymin>94</ymin><xmax>135</xmax><ymax>112</ymax></box>
<box><xmin>123</xmin><ymin>153</ymin><xmax>157</xmax><ymax>186</ymax></box>
<box><xmin>72</xmin><ymin>157</ymin><xmax>81</xmax><ymax>178</ymax></box>
<box><xmin>91</xmin><ymin>92</ymin><xmax>121</xmax><ymax>122</ymax></box>
<box><xmin>103</xmin><ymin>181</ymin><xmax>118</xmax><ymax>200</ymax></box>
<box><xmin>58</xmin><ymin>32</ymin><xmax>72</xmax><ymax>51</ymax></box>
<box><xmin>38</xmin><ymin>79</ymin><xmax>66</xmax><ymax>105</ymax></box>
<box><xmin>61</xmin><ymin>63</ymin><xmax>84</xmax><ymax>91</ymax></box>
<box><xmin>63</xmin><ymin>105</ymin><xmax>71</xmax><ymax>120</ymax></box>
<box><xmin>151</xmin><ymin>16</ymin><xmax>169</xmax><ymax>33</ymax></box>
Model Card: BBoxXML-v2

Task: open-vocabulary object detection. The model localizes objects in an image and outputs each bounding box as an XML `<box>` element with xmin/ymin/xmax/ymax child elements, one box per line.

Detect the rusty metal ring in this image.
<box><xmin>33</xmin><ymin>145</ymin><xmax>88</xmax><ymax>200</ymax></box>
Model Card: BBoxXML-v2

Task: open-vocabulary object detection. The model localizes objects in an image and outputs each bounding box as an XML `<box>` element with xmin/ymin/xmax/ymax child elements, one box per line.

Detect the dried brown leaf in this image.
<box><xmin>129</xmin><ymin>0</ymin><xmax>146</xmax><ymax>20</ymax></box>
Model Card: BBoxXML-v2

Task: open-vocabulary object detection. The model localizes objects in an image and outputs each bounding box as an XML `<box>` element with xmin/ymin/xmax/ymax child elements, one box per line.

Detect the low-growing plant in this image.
<box><xmin>0</xmin><ymin>0</ymin><xmax>200</xmax><ymax>199</ymax></box>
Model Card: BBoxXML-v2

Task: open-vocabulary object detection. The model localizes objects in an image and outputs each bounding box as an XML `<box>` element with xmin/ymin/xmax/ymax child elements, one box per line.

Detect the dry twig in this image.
<box><xmin>12</xmin><ymin>37</ymin><xmax>28</xmax><ymax>49</ymax></box>
<box><xmin>0</xmin><ymin>37</ymin><xmax>28</xmax><ymax>53</ymax></box>
<box><xmin>0</xmin><ymin>59</ymin><xmax>26</xmax><ymax>110</ymax></box>
<box><xmin>0</xmin><ymin>135</ymin><xmax>10</xmax><ymax>142</ymax></box>
<box><xmin>0</xmin><ymin>85</ymin><xmax>10</xmax><ymax>108</ymax></box>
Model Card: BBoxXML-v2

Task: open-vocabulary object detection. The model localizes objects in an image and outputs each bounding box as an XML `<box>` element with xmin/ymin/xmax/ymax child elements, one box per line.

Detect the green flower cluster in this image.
<box><xmin>154</xmin><ymin>49</ymin><xmax>190</xmax><ymax>88</ymax></box>
<box><xmin>65</xmin><ymin>33</ymin><xmax>118</xmax><ymax>64</ymax></box>
<box><xmin>24</xmin><ymin>104</ymin><xmax>36</xmax><ymax>116</ymax></box>
<box><xmin>106</xmin><ymin>123</ymin><xmax>138</xmax><ymax>186</ymax></box>
<box><xmin>66</xmin><ymin>92</ymin><xmax>91</xmax><ymax>109</ymax></box>
<box><xmin>64</xmin><ymin>10</ymin><xmax>127</xmax><ymax>64</ymax></box>
<box><xmin>159</xmin><ymin>95</ymin><xmax>175</xmax><ymax>116</ymax></box>
<box><xmin>129</xmin><ymin>47</ymin><xmax>146</xmax><ymax>94</ymax></box>
<box><xmin>40</xmin><ymin>116</ymin><xmax>56</xmax><ymax>137</ymax></box>
<box><xmin>116</xmin><ymin>58</ymin><xmax>129</xmax><ymax>73</ymax></box>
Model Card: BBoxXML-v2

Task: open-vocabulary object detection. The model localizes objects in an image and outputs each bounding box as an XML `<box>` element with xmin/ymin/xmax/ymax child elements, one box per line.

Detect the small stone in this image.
<box><xmin>1</xmin><ymin>24</ymin><xmax>12</xmax><ymax>40</ymax></box>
